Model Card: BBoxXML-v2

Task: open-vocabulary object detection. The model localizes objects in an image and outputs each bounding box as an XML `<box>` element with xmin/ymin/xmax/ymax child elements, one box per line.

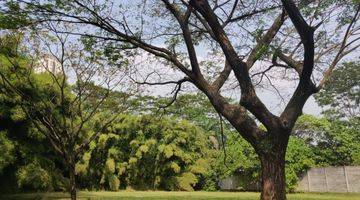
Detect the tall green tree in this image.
<box><xmin>295</xmin><ymin>115</ymin><xmax>360</xmax><ymax>166</ymax></box>
<box><xmin>0</xmin><ymin>87</ymin><xmax>66</xmax><ymax>193</ymax></box>
<box><xmin>0</xmin><ymin>36</ymin><xmax>65</xmax><ymax>192</ymax></box>
<box><xmin>315</xmin><ymin>62</ymin><xmax>360</xmax><ymax>119</ymax></box>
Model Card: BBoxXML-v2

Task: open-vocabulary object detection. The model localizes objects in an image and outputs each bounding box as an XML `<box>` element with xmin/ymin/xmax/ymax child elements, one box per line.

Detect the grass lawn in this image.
<box><xmin>2</xmin><ymin>191</ymin><xmax>360</xmax><ymax>200</ymax></box>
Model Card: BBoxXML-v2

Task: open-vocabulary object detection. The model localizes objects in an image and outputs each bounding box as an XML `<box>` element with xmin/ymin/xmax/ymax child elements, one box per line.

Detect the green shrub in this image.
<box><xmin>176</xmin><ymin>172</ymin><xmax>198</xmax><ymax>191</ymax></box>
<box><xmin>16</xmin><ymin>161</ymin><xmax>52</xmax><ymax>191</ymax></box>
<box><xmin>81</xmin><ymin>114</ymin><xmax>215</xmax><ymax>191</ymax></box>
<box><xmin>108</xmin><ymin>175</ymin><xmax>120</xmax><ymax>191</ymax></box>
<box><xmin>0</xmin><ymin>131</ymin><xmax>15</xmax><ymax>173</ymax></box>
<box><xmin>105</xmin><ymin>158</ymin><xmax>116</xmax><ymax>174</ymax></box>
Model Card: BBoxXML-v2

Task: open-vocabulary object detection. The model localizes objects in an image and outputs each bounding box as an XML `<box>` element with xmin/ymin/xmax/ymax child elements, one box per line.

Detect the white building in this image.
<box><xmin>34</xmin><ymin>54</ymin><xmax>62</xmax><ymax>74</ymax></box>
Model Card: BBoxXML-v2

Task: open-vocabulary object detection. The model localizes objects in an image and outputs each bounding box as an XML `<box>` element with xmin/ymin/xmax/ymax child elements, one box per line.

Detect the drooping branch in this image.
<box><xmin>158</xmin><ymin>78</ymin><xmax>187</xmax><ymax>110</ymax></box>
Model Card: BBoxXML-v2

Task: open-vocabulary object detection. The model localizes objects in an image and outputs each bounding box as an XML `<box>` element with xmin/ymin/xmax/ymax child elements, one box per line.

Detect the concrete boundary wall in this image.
<box><xmin>297</xmin><ymin>166</ymin><xmax>360</xmax><ymax>192</ymax></box>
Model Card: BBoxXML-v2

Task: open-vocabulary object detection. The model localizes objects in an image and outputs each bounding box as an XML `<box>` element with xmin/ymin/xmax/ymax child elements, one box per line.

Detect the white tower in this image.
<box><xmin>35</xmin><ymin>54</ymin><xmax>62</xmax><ymax>74</ymax></box>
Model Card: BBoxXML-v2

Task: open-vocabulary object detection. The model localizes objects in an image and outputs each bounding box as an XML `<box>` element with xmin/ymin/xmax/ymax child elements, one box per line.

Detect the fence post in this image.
<box><xmin>324</xmin><ymin>168</ymin><xmax>329</xmax><ymax>192</ymax></box>
<box><xmin>344</xmin><ymin>166</ymin><xmax>350</xmax><ymax>192</ymax></box>
<box><xmin>307</xmin><ymin>170</ymin><xmax>311</xmax><ymax>192</ymax></box>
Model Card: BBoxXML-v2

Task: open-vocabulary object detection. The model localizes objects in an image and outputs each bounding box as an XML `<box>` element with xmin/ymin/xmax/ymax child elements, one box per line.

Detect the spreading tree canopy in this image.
<box><xmin>1</xmin><ymin>1</ymin><xmax>360</xmax><ymax>199</ymax></box>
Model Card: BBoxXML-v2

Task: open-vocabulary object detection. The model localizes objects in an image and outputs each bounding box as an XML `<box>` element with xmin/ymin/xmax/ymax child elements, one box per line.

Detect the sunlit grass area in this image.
<box><xmin>3</xmin><ymin>191</ymin><xmax>360</xmax><ymax>200</ymax></box>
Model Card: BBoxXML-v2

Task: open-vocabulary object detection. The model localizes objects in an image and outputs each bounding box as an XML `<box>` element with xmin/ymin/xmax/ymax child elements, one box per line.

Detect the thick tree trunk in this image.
<box><xmin>69</xmin><ymin>162</ymin><xmax>77</xmax><ymax>200</ymax></box>
<box><xmin>259</xmin><ymin>134</ymin><xmax>288</xmax><ymax>200</ymax></box>
<box><xmin>260</xmin><ymin>153</ymin><xmax>286</xmax><ymax>200</ymax></box>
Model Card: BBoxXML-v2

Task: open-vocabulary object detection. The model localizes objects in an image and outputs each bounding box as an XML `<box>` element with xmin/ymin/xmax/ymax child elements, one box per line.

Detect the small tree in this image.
<box><xmin>0</xmin><ymin>31</ymin><xmax>130</xmax><ymax>200</ymax></box>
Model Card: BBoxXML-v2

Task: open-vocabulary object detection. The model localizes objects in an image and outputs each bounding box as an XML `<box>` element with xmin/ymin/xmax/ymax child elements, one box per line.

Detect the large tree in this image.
<box><xmin>2</xmin><ymin>0</ymin><xmax>360</xmax><ymax>199</ymax></box>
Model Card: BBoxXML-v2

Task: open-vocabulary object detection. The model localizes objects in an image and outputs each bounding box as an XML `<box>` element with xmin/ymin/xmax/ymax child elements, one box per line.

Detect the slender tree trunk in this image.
<box><xmin>69</xmin><ymin>161</ymin><xmax>77</xmax><ymax>200</ymax></box>
<box><xmin>259</xmin><ymin>133</ymin><xmax>289</xmax><ymax>200</ymax></box>
<box><xmin>153</xmin><ymin>159</ymin><xmax>158</xmax><ymax>190</ymax></box>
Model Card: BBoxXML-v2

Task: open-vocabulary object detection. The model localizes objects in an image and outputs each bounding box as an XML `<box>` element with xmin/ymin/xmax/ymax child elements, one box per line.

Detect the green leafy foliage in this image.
<box><xmin>295</xmin><ymin>115</ymin><xmax>360</xmax><ymax>166</ymax></box>
<box><xmin>77</xmin><ymin>114</ymin><xmax>215</xmax><ymax>191</ymax></box>
<box><xmin>313</xmin><ymin>120</ymin><xmax>360</xmax><ymax>166</ymax></box>
<box><xmin>127</xmin><ymin>93</ymin><xmax>224</xmax><ymax>133</ymax></box>
<box><xmin>0</xmin><ymin>2</ymin><xmax>30</xmax><ymax>29</ymax></box>
<box><xmin>0</xmin><ymin>32</ymin><xmax>358</xmax><ymax>193</ymax></box>
<box><xmin>108</xmin><ymin>175</ymin><xmax>120</xmax><ymax>191</ymax></box>
<box><xmin>176</xmin><ymin>172</ymin><xmax>198</xmax><ymax>191</ymax></box>
<box><xmin>16</xmin><ymin>160</ymin><xmax>52</xmax><ymax>191</ymax></box>
<box><xmin>0</xmin><ymin>131</ymin><xmax>15</xmax><ymax>173</ymax></box>
<box><xmin>0</xmin><ymin>33</ymin><xmax>68</xmax><ymax>193</ymax></box>
<box><xmin>15</xmin><ymin>159</ymin><xmax>68</xmax><ymax>192</ymax></box>
<box><xmin>285</xmin><ymin>137</ymin><xmax>314</xmax><ymax>192</ymax></box>
<box><xmin>315</xmin><ymin>62</ymin><xmax>360</xmax><ymax>119</ymax></box>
